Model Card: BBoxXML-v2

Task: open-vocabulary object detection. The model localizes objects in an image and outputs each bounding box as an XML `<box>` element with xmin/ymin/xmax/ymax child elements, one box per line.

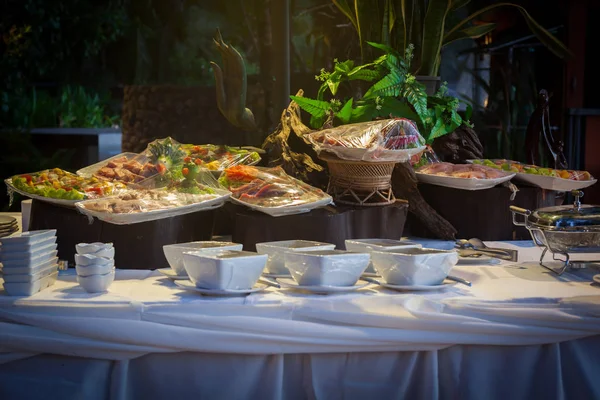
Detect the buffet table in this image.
<box><xmin>1</xmin><ymin>240</ymin><xmax>600</xmax><ymax>400</ymax></box>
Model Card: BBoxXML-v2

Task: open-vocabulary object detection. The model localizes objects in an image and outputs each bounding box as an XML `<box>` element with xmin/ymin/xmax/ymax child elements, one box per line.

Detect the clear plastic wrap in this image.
<box><xmin>218</xmin><ymin>166</ymin><xmax>333</xmax><ymax>216</ymax></box>
<box><xmin>6</xmin><ymin>168</ymin><xmax>126</xmax><ymax>206</ymax></box>
<box><xmin>307</xmin><ymin>118</ymin><xmax>426</xmax><ymax>162</ymax></box>
<box><xmin>179</xmin><ymin>144</ymin><xmax>261</xmax><ymax>171</ymax></box>
<box><xmin>75</xmin><ymin>165</ymin><xmax>231</xmax><ymax>225</ymax></box>
<box><xmin>76</xmin><ymin>152</ymin><xmax>158</xmax><ymax>184</ymax></box>
<box><xmin>410</xmin><ymin>145</ymin><xmax>440</xmax><ymax>168</ymax></box>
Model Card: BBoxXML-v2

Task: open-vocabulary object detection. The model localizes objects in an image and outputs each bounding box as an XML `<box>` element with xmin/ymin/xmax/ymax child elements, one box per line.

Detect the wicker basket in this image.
<box><xmin>319</xmin><ymin>153</ymin><xmax>396</xmax><ymax>206</ymax></box>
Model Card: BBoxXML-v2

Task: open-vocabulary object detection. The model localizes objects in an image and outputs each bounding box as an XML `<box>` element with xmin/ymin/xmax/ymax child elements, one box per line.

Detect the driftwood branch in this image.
<box><xmin>392</xmin><ymin>162</ymin><xmax>457</xmax><ymax>240</ymax></box>
<box><xmin>431</xmin><ymin>124</ymin><xmax>484</xmax><ymax>163</ymax></box>
<box><xmin>261</xmin><ymin>90</ymin><xmax>328</xmax><ymax>188</ymax></box>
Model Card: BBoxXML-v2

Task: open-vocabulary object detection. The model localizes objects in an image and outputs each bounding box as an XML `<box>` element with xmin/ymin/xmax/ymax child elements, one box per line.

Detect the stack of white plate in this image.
<box><xmin>0</xmin><ymin>230</ymin><xmax>59</xmax><ymax>296</ymax></box>
<box><xmin>75</xmin><ymin>243</ymin><xmax>115</xmax><ymax>293</ymax></box>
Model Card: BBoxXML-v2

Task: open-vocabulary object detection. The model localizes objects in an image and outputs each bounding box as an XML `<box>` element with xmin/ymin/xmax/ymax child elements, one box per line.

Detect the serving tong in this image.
<box><xmin>455</xmin><ymin>238</ymin><xmax>518</xmax><ymax>262</ymax></box>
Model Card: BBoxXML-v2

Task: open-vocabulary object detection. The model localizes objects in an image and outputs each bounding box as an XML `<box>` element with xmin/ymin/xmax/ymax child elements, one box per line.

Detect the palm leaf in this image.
<box><xmin>444</xmin><ymin>3</ymin><xmax>572</xmax><ymax>59</ymax></box>
<box><xmin>348</xmin><ymin>69</ymin><xmax>380</xmax><ymax>81</ymax></box>
<box><xmin>443</xmin><ymin>23</ymin><xmax>497</xmax><ymax>46</ymax></box>
<box><xmin>421</xmin><ymin>0</ymin><xmax>452</xmax><ymax>76</ymax></box>
<box><xmin>363</xmin><ymin>70</ymin><xmax>405</xmax><ymax>99</ymax></box>
<box><xmin>289</xmin><ymin>96</ymin><xmax>331</xmax><ymax>119</ymax></box>
<box><xmin>377</xmin><ymin>96</ymin><xmax>420</xmax><ymax>121</ymax></box>
<box><xmin>402</xmin><ymin>81</ymin><xmax>428</xmax><ymax>124</ymax></box>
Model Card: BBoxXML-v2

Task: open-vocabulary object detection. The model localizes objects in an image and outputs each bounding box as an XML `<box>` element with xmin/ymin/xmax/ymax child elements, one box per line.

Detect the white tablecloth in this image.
<box><xmin>1</xmin><ymin>240</ymin><xmax>600</xmax><ymax>399</ymax></box>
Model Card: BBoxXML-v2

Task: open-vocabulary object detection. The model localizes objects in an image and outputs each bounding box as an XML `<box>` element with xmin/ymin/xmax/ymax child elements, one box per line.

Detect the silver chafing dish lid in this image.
<box><xmin>528</xmin><ymin>191</ymin><xmax>600</xmax><ymax>230</ymax></box>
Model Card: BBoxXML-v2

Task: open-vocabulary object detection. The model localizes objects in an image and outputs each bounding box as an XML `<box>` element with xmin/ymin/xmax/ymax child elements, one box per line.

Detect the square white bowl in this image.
<box><xmin>0</xmin><ymin>230</ymin><xmax>56</xmax><ymax>246</ymax></box>
<box><xmin>164</xmin><ymin>241</ymin><xmax>243</xmax><ymax>276</ymax></box>
<box><xmin>256</xmin><ymin>240</ymin><xmax>336</xmax><ymax>275</ymax></box>
<box><xmin>371</xmin><ymin>247</ymin><xmax>459</xmax><ymax>286</ymax></box>
<box><xmin>345</xmin><ymin>238</ymin><xmax>423</xmax><ymax>274</ymax></box>
<box><xmin>182</xmin><ymin>250</ymin><xmax>267</xmax><ymax>290</ymax></box>
<box><xmin>1</xmin><ymin>262</ymin><xmax>58</xmax><ymax>283</ymax></box>
<box><xmin>284</xmin><ymin>250</ymin><xmax>370</xmax><ymax>286</ymax></box>
<box><xmin>3</xmin><ymin>270</ymin><xmax>58</xmax><ymax>296</ymax></box>
<box><xmin>0</xmin><ymin>235</ymin><xmax>57</xmax><ymax>253</ymax></box>
<box><xmin>0</xmin><ymin>248</ymin><xmax>58</xmax><ymax>268</ymax></box>
<box><xmin>0</xmin><ymin>256</ymin><xmax>58</xmax><ymax>275</ymax></box>
<box><xmin>0</xmin><ymin>242</ymin><xmax>58</xmax><ymax>262</ymax></box>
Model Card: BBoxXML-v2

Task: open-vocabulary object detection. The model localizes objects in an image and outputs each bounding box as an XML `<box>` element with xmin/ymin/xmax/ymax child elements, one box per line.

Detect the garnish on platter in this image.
<box><xmin>180</xmin><ymin>144</ymin><xmax>261</xmax><ymax>171</ymax></box>
<box><xmin>7</xmin><ymin>168</ymin><xmax>125</xmax><ymax>204</ymax></box>
<box><xmin>218</xmin><ymin>165</ymin><xmax>332</xmax><ymax>216</ymax></box>
<box><xmin>467</xmin><ymin>159</ymin><xmax>597</xmax><ymax>191</ymax></box>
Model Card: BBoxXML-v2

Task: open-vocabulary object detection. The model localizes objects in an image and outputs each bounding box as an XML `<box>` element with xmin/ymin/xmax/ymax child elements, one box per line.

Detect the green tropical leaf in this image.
<box><xmin>450</xmin><ymin>109</ymin><xmax>463</xmax><ymax>127</ymax></box>
<box><xmin>350</xmin><ymin>103</ymin><xmax>377</xmax><ymax>123</ymax></box>
<box><xmin>310</xmin><ymin>114</ymin><xmax>327</xmax><ymax>129</ymax></box>
<box><xmin>366</xmin><ymin>41</ymin><xmax>396</xmax><ymax>54</ymax></box>
<box><xmin>335</xmin><ymin>60</ymin><xmax>355</xmax><ymax>73</ymax></box>
<box><xmin>464</xmin><ymin>103</ymin><xmax>473</xmax><ymax>121</ymax></box>
<box><xmin>377</xmin><ymin>97</ymin><xmax>420</xmax><ymax>121</ymax></box>
<box><xmin>363</xmin><ymin>69</ymin><xmax>405</xmax><ymax>99</ymax></box>
<box><xmin>349</xmin><ymin>69</ymin><xmax>381</xmax><ymax>81</ymax></box>
<box><xmin>289</xmin><ymin>96</ymin><xmax>331</xmax><ymax>118</ymax></box>
<box><xmin>336</xmin><ymin>98</ymin><xmax>354</xmax><ymax>124</ymax></box>
<box><xmin>427</xmin><ymin>117</ymin><xmax>449</xmax><ymax>144</ymax></box>
<box><xmin>421</xmin><ymin>0</ymin><xmax>452</xmax><ymax>76</ymax></box>
<box><xmin>327</xmin><ymin>80</ymin><xmax>341</xmax><ymax>96</ymax></box>
<box><xmin>443</xmin><ymin>23</ymin><xmax>496</xmax><ymax>46</ymax></box>
<box><xmin>402</xmin><ymin>81</ymin><xmax>428</xmax><ymax>125</ymax></box>
<box><xmin>444</xmin><ymin>3</ymin><xmax>572</xmax><ymax>59</ymax></box>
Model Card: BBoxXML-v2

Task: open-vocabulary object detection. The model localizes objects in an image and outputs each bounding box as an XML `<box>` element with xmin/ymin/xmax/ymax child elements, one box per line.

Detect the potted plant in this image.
<box><xmin>331</xmin><ymin>0</ymin><xmax>571</xmax><ymax>94</ymax></box>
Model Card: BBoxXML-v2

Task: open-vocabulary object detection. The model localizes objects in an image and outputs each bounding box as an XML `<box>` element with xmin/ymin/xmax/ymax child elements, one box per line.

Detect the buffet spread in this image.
<box><xmin>2</xmin><ymin>117</ymin><xmax>599</xmax><ymax>298</ymax></box>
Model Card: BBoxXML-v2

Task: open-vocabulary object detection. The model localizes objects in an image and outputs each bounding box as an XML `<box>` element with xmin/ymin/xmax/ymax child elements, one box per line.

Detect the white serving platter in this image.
<box><xmin>75</xmin><ymin>189</ymin><xmax>231</xmax><ymax>225</ymax></box>
<box><xmin>415</xmin><ymin>172</ymin><xmax>515</xmax><ymax>191</ymax></box>
<box><xmin>229</xmin><ymin>194</ymin><xmax>333</xmax><ymax>217</ymax></box>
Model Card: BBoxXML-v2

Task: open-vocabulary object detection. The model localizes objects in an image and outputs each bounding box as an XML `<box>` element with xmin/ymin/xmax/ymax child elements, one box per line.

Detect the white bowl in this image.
<box><xmin>256</xmin><ymin>240</ymin><xmax>336</xmax><ymax>275</ymax></box>
<box><xmin>284</xmin><ymin>250</ymin><xmax>370</xmax><ymax>286</ymax></box>
<box><xmin>76</xmin><ymin>242</ymin><xmax>113</xmax><ymax>255</ymax></box>
<box><xmin>0</xmin><ymin>242</ymin><xmax>57</xmax><ymax>262</ymax></box>
<box><xmin>75</xmin><ymin>261</ymin><xmax>115</xmax><ymax>277</ymax></box>
<box><xmin>371</xmin><ymin>247</ymin><xmax>459</xmax><ymax>286</ymax></box>
<box><xmin>74</xmin><ymin>253</ymin><xmax>114</xmax><ymax>267</ymax></box>
<box><xmin>164</xmin><ymin>241</ymin><xmax>243</xmax><ymax>276</ymax></box>
<box><xmin>0</xmin><ymin>230</ymin><xmax>56</xmax><ymax>246</ymax></box>
<box><xmin>77</xmin><ymin>270</ymin><xmax>115</xmax><ymax>293</ymax></box>
<box><xmin>3</xmin><ymin>271</ymin><xmax>58</xmax><ymax>296</ymax></box>
<box><xmin>345</xmin><ymin>238</ymin><xmax>423</xmax><ymax>274</ymax></box>
<box><xmin>182</xmin><ymin>250</ymin><xmax>267</xmax><ymax>290</ymax></box>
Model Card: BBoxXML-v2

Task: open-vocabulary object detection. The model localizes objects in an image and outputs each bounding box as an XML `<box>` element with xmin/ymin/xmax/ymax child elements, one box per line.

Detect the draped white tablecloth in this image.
<box><xmin>1</xmin><ymin>240</ymin><xmax>600</xmax><ymax>399</ymax></box>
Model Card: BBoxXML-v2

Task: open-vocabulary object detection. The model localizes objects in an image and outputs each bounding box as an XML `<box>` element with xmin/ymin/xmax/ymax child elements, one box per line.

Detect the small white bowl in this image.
<box><xmin>256</xmin><ymin>240</ymin><xmax>336</xmax><ymax>275</ymax></box>
<box><xmin>163</xmin><ymin>241</ymin><xmax>243</xmax><ymax>276</ymax></box>
<box><xmin>75</xmin><ymin>261</ymin><xmax>115</xmax><ymax>277</ymax></box>
<box><xmin>371</xmin><ymin>247</ymin><xmax>459</xmax><ymax>286</ymax></box>
<box><xmin>284</xmin><ymin>250</ymin><xmax>370</xmax><ymax>286</ymax></box>
<box><xmin>182</xmin><ymin>250</ymin><xmax>267</xmax><ymax>290</ymax></box>
<box><xmin>74</xmin><ymin>253</ymin><xmax>113</xmax><ymax>267</ymax></box>
<box><xmin>77</xmin><ymin>270</ymin><xmax>115</xmax><ymax>293</ymax></box>
<box><xmin>76</xmin><ymin>242</ymin><xmax>113</xmax><ymax>255</ymax></box>
<box><xmin>345</xmin><ymin>238</ymin><xmax>422</xmax><ymax>274</ymax></box>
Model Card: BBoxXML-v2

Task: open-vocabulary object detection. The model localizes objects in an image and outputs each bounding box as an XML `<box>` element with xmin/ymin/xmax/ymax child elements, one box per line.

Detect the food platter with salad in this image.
<box><xmin>6</xmin><ymin>168</ymin><xmax>126</xmax><ymax>207</ymax></box>
<box><xmin>218</xmin><ymin>165</ymin><xmax>333</xmax><ymax>216</ymax></box>
<box><xmin>467</xmin><ymin>159</ymin><xmax>596</xmax><ymax>191</ymax></box>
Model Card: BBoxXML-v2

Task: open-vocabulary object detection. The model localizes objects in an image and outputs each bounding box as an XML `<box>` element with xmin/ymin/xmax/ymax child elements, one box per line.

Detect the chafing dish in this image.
<box><xmin>510</xmin><ymin>190</ymin><xmax>600</xmax><ymax>275</ymax></box>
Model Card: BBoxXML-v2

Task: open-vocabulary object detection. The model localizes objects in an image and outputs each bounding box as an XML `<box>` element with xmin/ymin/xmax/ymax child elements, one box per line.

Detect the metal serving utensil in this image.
<box><xmin>455</xmin><ymin>239</ymin><xmax>518</xmax><ymax>262</ymax></box>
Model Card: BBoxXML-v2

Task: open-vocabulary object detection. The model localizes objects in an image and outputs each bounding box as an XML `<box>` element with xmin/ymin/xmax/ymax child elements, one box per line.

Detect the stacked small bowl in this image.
<box><xmin>75</xmin><ymin>243</ymin><xmax>115</xmax><ymax>293</ymax></box>
<box><xmin>0</xmin><ymin>230</ymin><xmax>59</xmax><ymax>296</ymax></box>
